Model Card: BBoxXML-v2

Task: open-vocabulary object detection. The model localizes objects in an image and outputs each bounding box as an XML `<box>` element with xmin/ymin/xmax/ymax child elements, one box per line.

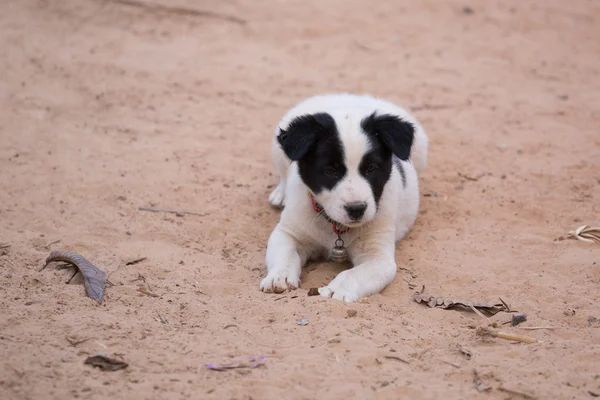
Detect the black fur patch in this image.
<box><xmin>360</xmin><ymin>112</ymin><xmax>415</xmax><ymax>161</ymax></box>
<box><xmin>278</xmin><ymin>113</ymin><xmax>337</xmax><ymax>161</ymax></box>
<box><xmin>278</xmin><ymin>113</ymin><xmax>346</xmax><ymax>194</ymax></box>
<box><xmin>360</xmin><ymin>112</ymin><xmax>415</xmax><ymax>203</ymax></box>
<box><xmin>358</xmin><ymin>140</ymin><xmax>393</xmax><ymax>207</ymax></box>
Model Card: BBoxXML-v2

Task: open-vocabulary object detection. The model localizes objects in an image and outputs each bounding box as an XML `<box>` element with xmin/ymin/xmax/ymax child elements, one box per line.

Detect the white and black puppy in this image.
<box><xmin>261</xmin><ymin>93</ymin><xmax>428</xmax><ymax>303</ymax></box>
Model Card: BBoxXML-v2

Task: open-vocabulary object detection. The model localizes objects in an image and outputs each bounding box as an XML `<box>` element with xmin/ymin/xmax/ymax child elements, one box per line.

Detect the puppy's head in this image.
<box><xmin>278</xmin><ymin>111</ymin><xmax>414</xmax><ymax>227</ymax></box>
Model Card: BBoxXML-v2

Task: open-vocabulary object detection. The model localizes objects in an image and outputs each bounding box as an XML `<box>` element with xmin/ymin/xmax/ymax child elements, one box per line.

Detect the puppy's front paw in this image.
<box><xmin>260</xmin><ymin>269</ymin><xmax>300</xmax><ymax>294</ymax></box>
<box><xmin>268</xmin><ymin>183</ymin><xmax>286</xmax><ymax>209</ymax></box>
<box><xmin>318</xmin><ymin>270</ymin><xmax>361</xmax><ymax>303</ymax></box>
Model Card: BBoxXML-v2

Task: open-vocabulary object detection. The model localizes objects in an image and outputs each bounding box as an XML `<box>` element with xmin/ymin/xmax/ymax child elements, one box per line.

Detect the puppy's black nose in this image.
<box><xmin>345</xmin><ymin>202</ymin><xmax>367</xmax><ymax>220</ymax></box>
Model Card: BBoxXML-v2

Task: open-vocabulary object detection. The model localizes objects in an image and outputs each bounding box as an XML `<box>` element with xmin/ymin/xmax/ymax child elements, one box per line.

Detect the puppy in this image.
<box><xmin>261</xmin><ymin>93</ymin><xmax>428</xmax><ymax>302</ymax></box>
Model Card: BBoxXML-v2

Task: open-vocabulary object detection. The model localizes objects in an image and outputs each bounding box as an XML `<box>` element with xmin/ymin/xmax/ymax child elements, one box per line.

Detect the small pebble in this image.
<box><xmin>296</xmin><ymin>318</ymin><xmax>308</xmax><ymax>326</ymax></box>
<box><xmin>511</xmin><ymin>312</ymin><xmax>528</xmax><ymax>326</ymax></box>
<box><xmin>347</xmin><ymin>309</ymin><xmax>358</xmax><ymax>318</ymax></box>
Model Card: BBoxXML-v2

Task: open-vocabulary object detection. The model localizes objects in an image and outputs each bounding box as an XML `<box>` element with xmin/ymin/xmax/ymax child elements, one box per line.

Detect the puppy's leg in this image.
<box><xmin>260</xmin><ymin>226</ymin><xmax>304</xmax><ymax>293</ymax></box>
<box><xmin>268</xmin><ymin>135</ymin><xmax>288</xmax><ymax>208</ymax></box>
<box><xmin>319</xmin><ymin>236</ymin><xmax>396</xmax><ymax>303</ymax></box>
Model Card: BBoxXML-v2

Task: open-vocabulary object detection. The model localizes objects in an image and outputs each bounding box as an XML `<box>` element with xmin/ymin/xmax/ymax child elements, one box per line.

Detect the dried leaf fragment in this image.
<box><xmin>84</xmin><ymin>355</ymin><xmax>128</xmax><ymax>371</ymax></box>
<box><xmin>205</xmin><ymin>356</ymin><xmax>265</xmax><ymax>371</ymax></box>
<box><xmin>567</xmin><ymin>225</ymin><xmax>600</xmax><ymax>244</ymax></box>
<box><xmin>43</xmin><ymin>250</ymin><xmax>107</xmax><ymax>304</ymax></box>
<box><xmin>413</xmin><ymin>287</ymin><xmax>510</xmax><ymax>316</ymax></box>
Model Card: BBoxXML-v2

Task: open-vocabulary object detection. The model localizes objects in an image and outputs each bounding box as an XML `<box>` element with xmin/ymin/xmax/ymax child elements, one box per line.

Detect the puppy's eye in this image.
<box><xmin>324</xmin><ymin>166</ymin><xmax>339</xmax><ymax>177</ymax></box>
<box><xmin>365</xmin><ymin>163</ymin><xmax>378</xmax><ymax>174</ymax></box>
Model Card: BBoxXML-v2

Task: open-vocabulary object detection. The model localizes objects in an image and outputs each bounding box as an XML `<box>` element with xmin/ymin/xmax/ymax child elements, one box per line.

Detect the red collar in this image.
<box><xmin>309</xmin><ymin>192</ymin><xmax>348</xmax><ymax>235</ymax></box>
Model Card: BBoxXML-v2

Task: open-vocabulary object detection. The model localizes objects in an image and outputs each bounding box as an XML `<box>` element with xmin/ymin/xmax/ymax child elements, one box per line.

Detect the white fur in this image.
<box><xmin>261</xmin><ymin>93</ymin><xmax>429</xmax><ymax>302</ymax></box>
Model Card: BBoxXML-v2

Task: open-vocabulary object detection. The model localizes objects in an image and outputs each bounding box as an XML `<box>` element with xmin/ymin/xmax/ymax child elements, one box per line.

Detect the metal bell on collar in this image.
<box><xmin>331</xmin><ymin>246</ymin><xmax>348</xmax><ymax>263</ymax></box>
<box><xmin>330</xmin><ymin>237</ymin><xmax>348</xmax><ymax>263</ymax></box>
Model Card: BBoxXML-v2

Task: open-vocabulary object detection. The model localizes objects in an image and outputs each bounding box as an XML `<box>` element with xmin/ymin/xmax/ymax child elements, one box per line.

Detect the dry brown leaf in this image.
<box><xmin>413</xmin><ymin>287</ymin><xmax>510</xmax><ymax>316</ymax></box>
<box><xmin>84</xmin><ymin>355</ymin><xmax>128</xmax><ymax>371</ymax></box>
<box><xmin>43</xmin><ymin>250</ymin><xmax>107</xmax><ymax>304</ymax></box>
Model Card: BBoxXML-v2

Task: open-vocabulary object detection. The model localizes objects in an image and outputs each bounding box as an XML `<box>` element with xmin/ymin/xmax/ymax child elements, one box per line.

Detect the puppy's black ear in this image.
<box><xmin>277</xmin><ymin>113</ymin><xmax>335</xmax><ymax>161</ymax></box>
<box><xmin>361</xmin><ymin>113</ymin><xmax>414</xmax><ymax>161</ymax></box>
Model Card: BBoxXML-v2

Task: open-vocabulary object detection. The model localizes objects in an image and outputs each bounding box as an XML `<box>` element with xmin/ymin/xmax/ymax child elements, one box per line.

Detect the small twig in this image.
<box><xmin>438</xmin><ymin>359</ymin><xmax>461</xmax><ymax>368</ymax></box>
<box><xmin>130</xmin><ymin>273</ymin><xmax>146</xmax><ymax>283</ymax></box>
<box><xmin>131</xmin><ymin>273</ymin><xmax>153</xmax><ymax>291</ymax></box>
<box><xmin>137</xmin><ymin>286</ymin><xmax>159</xmax><ymax>298</ymax></box>
<box><xmin>138</xmin><ymin>206</ymin><xmax>207</xmax><ymax>217</ymax></box>
<box><xmin>66</xmin><ymin>269</ymin><xmax>79</xmax><ymax>284</ymax></box>
<box><xmin>498</xmin><ymin>386</ymin><xmax>537</xmax><ymax>399</ymax></box>
<box><xmin>156</xmin><ymin>313</ymin><xmax>168</xmax><ymax>324</ymax></box>
<box><xmin>476</xmin><ymin>326</ymin><xmax>537</xmax><ymax>344</ymax></box>
<box><xmin>469</xmin><ymin>304</ymin><xmax>492</xmax><ymax>324</ymax></box>
<box><xmin>498</xmin><ymin>297</ymin><xmax>512</xmax><ymax>312</ymax></box>
<box><xmin>66</xmin><ymin>335</ymin><xmax>95</xmax><ymax>346</ymax></box>
<box><xmin>104</xmin><ymin>0</ymin><xmax>247</xmax><ymax>25</ymax></box>
<box><xmin>107</xmin><ymin>262</ymin><xmax>128</xmax><ymax>281</ymax></box>
<box><xmin>458</xmin><ymin>172</ymin><xmax>486</xmax><ymax>182</ymax></box>
<box><xmin>45</xmin><ymin>239</ymin><xmax>61</xmax><ymax>250</ymax></box>
<box><xmin>0</xmin><ymin>242</ymin><xmax>12</xmax><ymax>250</ymax></box>
<box><xmin>383</xmin><ymin>355</ymin><xmax>410</xmax><ymax>364</ymax></box>
<box><xmin>125</xmin><ymin>257</ymin><xmax>147</xmax><ymax>266</ymax></box>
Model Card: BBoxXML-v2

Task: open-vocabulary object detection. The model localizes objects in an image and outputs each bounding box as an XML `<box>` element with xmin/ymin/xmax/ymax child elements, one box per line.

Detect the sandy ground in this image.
<box><xmin>1</xmin><ymin>0</ymin><xmax>599</xmax><ymax>399</ymax></box>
